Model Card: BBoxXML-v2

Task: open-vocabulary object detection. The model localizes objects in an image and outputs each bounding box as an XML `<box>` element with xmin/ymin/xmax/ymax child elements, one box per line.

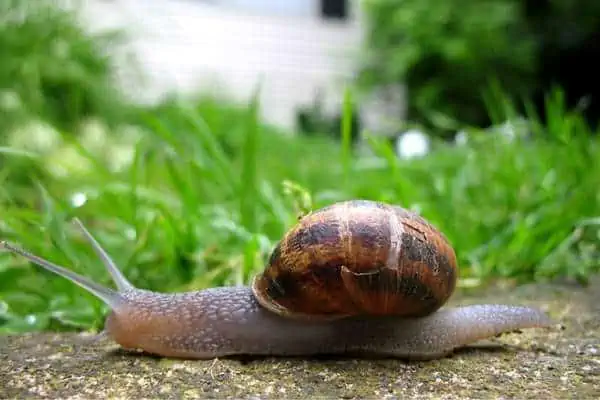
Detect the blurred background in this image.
<box><xmin>0</xmin><ymin>0</ymin><xmax>598</xmax><ymax>333</ymax></box>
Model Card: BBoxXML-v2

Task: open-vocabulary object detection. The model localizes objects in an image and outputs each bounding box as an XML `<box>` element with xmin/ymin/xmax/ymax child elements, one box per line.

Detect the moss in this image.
<box><xmin>1</xmin><ymin>276</ymin><xmax>599</xmax><ymax>398</ymax></box>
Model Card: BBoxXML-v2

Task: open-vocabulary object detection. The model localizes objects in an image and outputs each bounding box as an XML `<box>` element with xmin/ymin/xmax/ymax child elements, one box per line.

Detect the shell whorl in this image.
<box><xmin>252</xmin><ymin>200</ymin><xmax>458</xmax><ymax>320</ymax></box>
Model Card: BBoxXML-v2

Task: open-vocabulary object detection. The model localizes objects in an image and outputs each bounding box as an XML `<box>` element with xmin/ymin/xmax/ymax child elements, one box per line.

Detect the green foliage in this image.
<box><xmin>0</xmin><ymin>0</ymin><xmax>129</xmax><ymax>134</ymax></box>
<box><xmin>0</xmin><ymin>0</ymin><xmax>598</xmax><ymax>336</ymax></box>
<box><xmin>358</xmin><ymin>0</ymin><xmax>538</xmax><ymax>135</ymax></box>
<box><xmin>0</xmin><ymin>89</ymin><xmax>598</xmax><ymax>333</ymax></box>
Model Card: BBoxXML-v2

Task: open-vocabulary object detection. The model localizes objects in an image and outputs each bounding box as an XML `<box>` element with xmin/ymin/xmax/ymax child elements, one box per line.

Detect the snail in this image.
<box><xmin>0</xmin><ymin>200</ymin><xmax>551</xmax><ymax>360</ymax></box>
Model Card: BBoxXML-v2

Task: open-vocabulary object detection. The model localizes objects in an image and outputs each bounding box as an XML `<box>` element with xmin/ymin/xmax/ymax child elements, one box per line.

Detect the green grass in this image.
<box><xmin>0</xmin><ymin>89</ymin><xmax>598</xmax><ymax>334</ymax></box>
<box><xmin>0</xmin><ymin>0</ymin><xmax>130</xmax><ymax>134</ymax></box>
<box><xmin>0</xmin><ymin>2</ymin><xmax>598</xmax><ymax>335</ymax></box>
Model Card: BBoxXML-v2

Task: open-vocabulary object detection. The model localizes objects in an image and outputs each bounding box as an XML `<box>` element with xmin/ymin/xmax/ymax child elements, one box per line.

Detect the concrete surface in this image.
<box><xmin>1</xmin><ymin>276</ymin><xmax>599</xmax><ymax>399</ymax></box>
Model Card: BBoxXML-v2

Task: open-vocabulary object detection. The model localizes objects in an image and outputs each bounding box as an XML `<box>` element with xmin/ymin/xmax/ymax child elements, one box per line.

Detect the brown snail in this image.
<box><xmin>0</xmin><ymin>200</ymin><xmax>551</xmax><ymax>360</ymax></box>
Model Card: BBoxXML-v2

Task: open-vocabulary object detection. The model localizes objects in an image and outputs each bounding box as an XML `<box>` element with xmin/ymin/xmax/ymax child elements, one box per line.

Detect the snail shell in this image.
<box><xmin>252</xmin><ymin>200</ymin><xmax>458</xmax><ymax>320</ymax></box>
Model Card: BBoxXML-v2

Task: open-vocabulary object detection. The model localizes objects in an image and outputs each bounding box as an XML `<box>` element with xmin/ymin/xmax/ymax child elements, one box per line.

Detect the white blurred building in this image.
<box><xmin>64</xmin><ymin>0</ymin><xmax>405</xmax><ymax>134</ymax></box>
<box><xmin>59</xmin><ymin>0</ymin><xmax>404</xmax><ymax>134</ymax></box>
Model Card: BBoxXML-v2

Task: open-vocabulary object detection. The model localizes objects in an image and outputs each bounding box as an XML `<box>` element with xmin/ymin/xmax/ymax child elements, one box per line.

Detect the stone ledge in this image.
<box><xmin>1</xmin><ymin>276</ymin><xmax>599</xmax><ymax>399</ymax></box>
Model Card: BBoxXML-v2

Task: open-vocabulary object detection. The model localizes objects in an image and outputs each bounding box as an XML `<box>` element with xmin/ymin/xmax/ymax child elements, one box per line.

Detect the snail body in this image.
<box><xmin>0</xmin><ymin>200</ymin><xmax>551</xmax><ymax>360</ymax></box>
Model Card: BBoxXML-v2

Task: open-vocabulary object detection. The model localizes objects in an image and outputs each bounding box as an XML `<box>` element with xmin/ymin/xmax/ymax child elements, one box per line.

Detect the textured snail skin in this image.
<box><xmin>105</xmin><ymin>286</ymin><xmax>551</xmax><ymax>360</ymax></box>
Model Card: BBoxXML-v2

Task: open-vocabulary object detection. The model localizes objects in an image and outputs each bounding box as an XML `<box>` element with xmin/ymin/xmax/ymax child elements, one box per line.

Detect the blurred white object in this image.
<box><xmin>8</xmin><ymin>119</ymin><xmax>62</xmax><ymax>154</ymax></box>
<box><xmin>454</xmin><ymin>130</ymin><xmax>468</xmax><ymax>146</ymax></box>
<box><xmin>70</xmin><ymin>192</ymin><xmax>88</xmax><ymax>208</ymax></box>
<box><xmin>65</xmin><ymin>0</ymin><xmax>367</xmax><ymax>131</ymax></box>
<box><xmin>395</xmin><ymin>129</ymin><xmax>430</xmax><ymax>159</ymax></box>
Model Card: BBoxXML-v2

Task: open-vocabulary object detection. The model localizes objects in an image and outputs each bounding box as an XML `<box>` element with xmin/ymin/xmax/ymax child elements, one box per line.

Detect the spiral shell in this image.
<box><xmin>252</xmin><ymin>200</ymin><xmax>458</xmax><ymax>320</ymax></box>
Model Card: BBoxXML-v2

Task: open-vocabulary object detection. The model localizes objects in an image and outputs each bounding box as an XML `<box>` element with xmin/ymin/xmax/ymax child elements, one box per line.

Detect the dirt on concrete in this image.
<box><xmin>1</xmin><ymin>276</ymin><xmax>599</xmax><ymax>399</ymax></box>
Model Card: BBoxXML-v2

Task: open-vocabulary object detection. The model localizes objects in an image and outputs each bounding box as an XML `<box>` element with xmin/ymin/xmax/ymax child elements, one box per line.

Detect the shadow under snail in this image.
<box><xmin>0</xmin><ymin>200</ymin><xmax>552</xmax><ymax>360</ymax></box>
